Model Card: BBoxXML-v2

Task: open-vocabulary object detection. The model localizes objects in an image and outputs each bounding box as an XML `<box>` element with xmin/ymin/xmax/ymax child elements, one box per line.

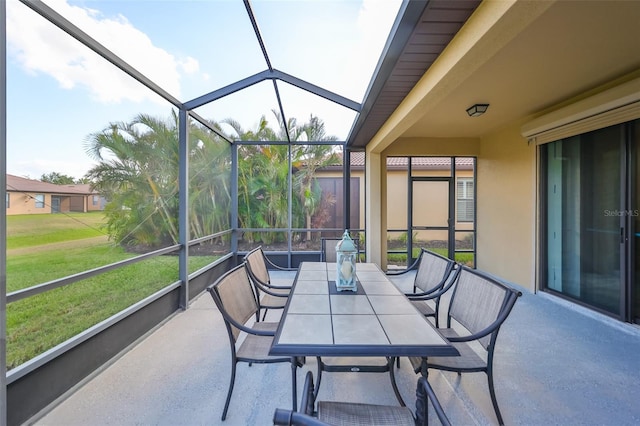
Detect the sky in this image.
<box><xmin>5</xmin><ymin>0</ymin><xmax>402</xmax><ymax>180</ymax></box>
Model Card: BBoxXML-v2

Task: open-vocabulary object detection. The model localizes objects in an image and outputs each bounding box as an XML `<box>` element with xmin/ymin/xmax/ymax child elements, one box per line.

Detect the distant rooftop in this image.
<box><xmin>6</xmin><ymin>174</ymin><xmax>95</xmax><ymax>195</ymax></box>
<box><xmin>327</xmin><ymin>152</ymin><xmax>475</xmax><ymax>170</ymax></box>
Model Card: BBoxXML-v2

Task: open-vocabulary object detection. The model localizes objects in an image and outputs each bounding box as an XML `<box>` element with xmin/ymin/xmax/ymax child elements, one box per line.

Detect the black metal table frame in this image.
<box><xmin>269</xmin><ymin>262</ymin><xmax>459</xmax><ymax>408</ymax></box>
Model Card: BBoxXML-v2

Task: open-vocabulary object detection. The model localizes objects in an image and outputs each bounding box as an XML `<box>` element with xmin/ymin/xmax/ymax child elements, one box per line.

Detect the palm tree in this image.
<box><xmin>85</xmin><ymin>110</ymin><xmax>339</xmax><ymax>249</ymax></box>
<box><xmin>291</xmin><ymin>115</ymin><xmax>341</xmax><ymax>241</ymax></box>
<box><xmin>85</xmin><ymin>111</ymin><xmax>231</xmax><ymax>247</ymax></box>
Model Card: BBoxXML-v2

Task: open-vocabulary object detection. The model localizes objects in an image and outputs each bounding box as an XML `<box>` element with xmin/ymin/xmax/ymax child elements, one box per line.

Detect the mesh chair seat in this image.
<box><xmin>260</xmin><ymin>288</ymin><xmax>289</xmax><ymax>309</ymax></box>
<box><xmin>409</xmin><ymin>328</ymin><xmax>486</xmax><ymax>372</ymax></box>
<box><xmin>317</xmin><ymin>401</ymin><xmax>415</xmax><ymax>426</ymax></box>
<box><xmin>410</xmin><ymin>299</ymin><xmax>435</xmax><ymax>317</ymax></box>
<box><xmin>236</xmin><ymin>322</ymin><xmax>286</xmax><ymax>361</ymax></box>
<box><xmin>321</xmin><ymin>237</ymin><xmax>360</xmax><ymax>263</ymax></box>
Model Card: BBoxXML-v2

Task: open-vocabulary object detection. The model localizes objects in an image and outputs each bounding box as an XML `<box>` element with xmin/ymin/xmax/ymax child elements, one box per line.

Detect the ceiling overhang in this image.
<box><xmin>346</xmin><ymin>0</ymin><xmax>481</xmax><ymax>149</ymax></box>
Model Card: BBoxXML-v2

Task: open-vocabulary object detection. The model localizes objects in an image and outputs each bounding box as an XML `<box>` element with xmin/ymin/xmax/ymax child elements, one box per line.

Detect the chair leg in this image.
<box><xmin>221</xmin><ymin>360</ymin><xmax>237</xmax><ymax>421</ymax></box>
<box><xmin>261</xmin><ymin>308</ymin><xmax>268</xmax><ymax>321</ymax></box>
<box><xmin>388</xmin><ymin>357</ymin><xmax>406</xmax><ymax>407</ymax></box>
<box><xmin>487</xmin><ymin>367</ymin><xmax>505</xmax><ymax>426</ymax></box>
<box><xmin>314</xmin><ymin>357</ymin><xmax>323</xmax><ymax>400</ymax></box>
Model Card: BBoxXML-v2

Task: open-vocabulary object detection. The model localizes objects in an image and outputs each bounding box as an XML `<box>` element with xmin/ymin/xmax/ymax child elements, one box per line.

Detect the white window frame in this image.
<box><xmin>457</xmin><ymin>178</ymin><xmax>474</xmax><ymax>223</ymax></box>
<box><xmin>35</xmin><ymin>194</ymin><xmax>45</xmax><ymax>208</ymax></box>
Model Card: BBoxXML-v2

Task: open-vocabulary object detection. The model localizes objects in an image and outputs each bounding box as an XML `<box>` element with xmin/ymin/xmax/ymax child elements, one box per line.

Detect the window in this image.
<box><xmin>92</xmin><ymin>195</ymin><xmax>99</xmax><ymax>206</ymax></box>
<box><xmin>457</xmin><ymin>178</ymin><xmax>474</xmax><ymax>222</ymax></box>
<box><xmin>35</xmin><ymin>194</ymin><xmax>45</xmax><ymax>208</ymax></box>
<box><xmin>5</xmin><ymin>193</ymin><xmax>9</xmax><ymax>209</ymax></box>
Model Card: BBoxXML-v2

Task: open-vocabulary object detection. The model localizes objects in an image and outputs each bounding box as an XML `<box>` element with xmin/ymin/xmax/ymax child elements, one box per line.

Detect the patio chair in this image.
<box><xmin>387</xmin><ymin>248</ymin><xmax>458</xmax><ymax>327</ymax></box>
<box><xmin>321</xmin><ymin>236</ymin><xmax>360</xmax><ymax>262</ymax></box>
<box><xmin>408</xmin><ymin>265</ymin><xmax>522</xmax><ymax>426</ymax></box>
<box><xmin>206</xmin><ymin>263</ymin><xmax>299</xmax><ymax>421</ymax></box>
<box><xmin>244</xmin><ymin>246</ymin><xmax>294</xmax><ymax>321</ymax></box>
<box><xmin>272</xmin><ymin>371</ymin><xmax>451</xmax><ymax>426</ymax></box>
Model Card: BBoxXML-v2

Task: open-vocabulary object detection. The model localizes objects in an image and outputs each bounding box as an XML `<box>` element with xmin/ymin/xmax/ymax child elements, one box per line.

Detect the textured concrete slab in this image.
<box><xmin>36</xmin><ymin>270</ymin><xmax>640</xmax><ymax>426</ymax></box>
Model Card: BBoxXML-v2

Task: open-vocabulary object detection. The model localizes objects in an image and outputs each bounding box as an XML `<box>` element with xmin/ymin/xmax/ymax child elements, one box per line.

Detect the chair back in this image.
<box><xmin>414</xmin><ymin>249</ymin><xmax>455</xmax><ymax>293</ymax></box>
<box><xmin>245</xmin><ymin>246</ymin><xmax>271</xmax><ymax>285</ymax></box>
<box><xmin>207</xmin><ymin>263</ymin><xmax>259</xmax><ymax>342</ymax></box>
<box><xmin>448</xmin><ymin>266</ymin><xmax>521</xmax><ymax>350</ymax></box>
<box><xmin>321</xmin><ymin>237</ymin><xmax>360</xmax><ymax>262</ymax></box>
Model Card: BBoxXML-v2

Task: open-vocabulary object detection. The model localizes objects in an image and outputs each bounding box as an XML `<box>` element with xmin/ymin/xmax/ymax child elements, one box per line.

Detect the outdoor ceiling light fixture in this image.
<box><xmin>466</xmin><ymin>103</ymin><xmax>489</xmax><ymax>117</ymax></box>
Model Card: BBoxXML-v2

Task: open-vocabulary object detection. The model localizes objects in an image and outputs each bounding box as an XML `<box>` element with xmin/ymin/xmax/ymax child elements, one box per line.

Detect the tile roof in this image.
<box><xmin>6</xmin><ymin>174</ymin><xmax>95</xmax><ymax>195</ymax></box>
<box><xmin>339</xmin><ymin>152</ymin><xmax>474</xmax><ymax>170</ymax></box>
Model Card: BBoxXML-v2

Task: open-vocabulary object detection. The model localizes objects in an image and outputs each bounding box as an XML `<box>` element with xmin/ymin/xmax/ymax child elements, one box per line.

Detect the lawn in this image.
<box><xmin>6</xmin><ymin>212</ymin><xmax>215</xmax><ymax>369</ymax></box>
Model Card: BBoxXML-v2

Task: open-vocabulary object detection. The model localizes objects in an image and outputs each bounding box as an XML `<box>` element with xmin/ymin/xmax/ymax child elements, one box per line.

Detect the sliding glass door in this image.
<box><xmin>543</xmin><ymin>120</ymin><xmax>640</xmax><ymax>321</ymax></box>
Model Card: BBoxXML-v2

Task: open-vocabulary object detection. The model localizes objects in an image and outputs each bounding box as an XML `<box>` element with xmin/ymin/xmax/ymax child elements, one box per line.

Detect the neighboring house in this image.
<box><xmin>315</xmin><ymin>153</ymin><xmax>475</xmax><ymax>242</ymax></box>
<box><xmin>5</xmin><ymin>174</ymin><xmax>105</xmax><ymax>215</ymax></box>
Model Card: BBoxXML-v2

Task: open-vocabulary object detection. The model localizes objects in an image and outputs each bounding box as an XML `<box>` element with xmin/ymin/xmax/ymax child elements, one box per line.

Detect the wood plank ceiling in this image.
<box><xmin>347</xmin><ymin>0</ymin><xmax>481</xmax><ymax>148</ymax></box>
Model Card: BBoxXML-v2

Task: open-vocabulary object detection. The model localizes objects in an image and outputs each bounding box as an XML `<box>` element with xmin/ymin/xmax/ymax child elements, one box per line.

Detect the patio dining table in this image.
<box><xmin>269</xmin><ymin>261</ymin><xmax>459</xmax><ymax>408</ymax></box>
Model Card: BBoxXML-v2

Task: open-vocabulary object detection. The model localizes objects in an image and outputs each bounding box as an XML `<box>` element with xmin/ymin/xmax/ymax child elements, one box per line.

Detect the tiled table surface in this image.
<box><xmin>270</xmin><ymin>262</ymin><xmax>458</xmax><ymax>357</ymax></box>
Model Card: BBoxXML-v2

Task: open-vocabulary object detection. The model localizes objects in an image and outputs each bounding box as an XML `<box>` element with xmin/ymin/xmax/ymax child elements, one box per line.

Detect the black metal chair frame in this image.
<box><xmin>313</xmin><ymin>355</ymin><xmax>404</xmax><ymax>405</ymax></box>
<box><xmin>413</xmin><ymin>265</ymin><xmax>522</xmax><ymax>426</ymax></box>
<box><xmin>273</xmin><ymin>371</ymin><xmax>452</xmax><ymax>426</ymax></box>
<box><xmin>320</xmin><ymin>236</ymin><xmax>360</xmax><ymax>262</ymax></box>
<box><xmin>244</xmin><ymin>246</ymin><xmax>294</xmax><ymax>321</ymax></box>
<box><xmin>387</xmin><ymin>248</ymin><xmax>457</xmax><ymax>328</ymax></box>
<box><xmin>207</xmin><ymin>263</ymin><xmax>299</xmax><ymax>421</ymax></box>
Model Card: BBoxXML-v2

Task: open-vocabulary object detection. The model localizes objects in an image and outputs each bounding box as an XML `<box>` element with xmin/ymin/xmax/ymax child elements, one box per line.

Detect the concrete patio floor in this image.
<box><xmin>34</xmin><ymin>270</ymin><xmax>640</xmax><ymax>426</ymax></box>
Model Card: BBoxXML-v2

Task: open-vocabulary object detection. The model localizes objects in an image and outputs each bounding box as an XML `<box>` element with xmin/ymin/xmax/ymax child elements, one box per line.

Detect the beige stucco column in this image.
<box><xmin>365</xmin><ymin>148</ymin><xmax>387</xmax><ymax>267</ymax></box>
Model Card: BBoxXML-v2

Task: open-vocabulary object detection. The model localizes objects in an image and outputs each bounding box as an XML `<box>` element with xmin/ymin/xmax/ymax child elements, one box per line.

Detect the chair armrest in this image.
<box><xmin>263</xmin><ymin>253</ymin><xmax>297</xmax><ymax>271</ymax></box>
<box><xmin>447</xmin><ymin>290</ymin><xmax>522</xmax><ymax>344</ymax></box>
<box><xmin>405</xmin><ymin>280</ymin><xmax>445</xmax><ymax>299</ymax></box>
<box><xmin>407</xmin><ymin>266</ymin><xmax>460</xmax><ymax>301</ymax></box>
<box><xmin>206</xmin><ymin>288</ymin><xmax>277</xmax><ymax>337</ymax></box>
<box><xmin>273</xmin><ymin>409</ymin><xmax>329</xmax><ymax>426</ymax></box>
<box><xmin>253</xmin><ymin>279</ymin><xmax>291</xmax><ymax>297</ymax></box>
<box><xmin>273</xmin><ymin>372</ymin><xmax>323</xmax><ymax>425</ymax></box>
<box><xmin>300</xmin><ymin>371</ymin><xmax>316</xmax><ymax>416</ymax></box>
<box><xmin>229</xmin><ymin>318</ymin><xmax>276</xmax><ymax>337</ymax></box>
<box><xmin>386</xmin><ymin>253</ymin><xmax>422</xmax><ymax>276</ymax></box>
<box><xmin>415</xmin><ymin>377</ymin><xmax>451</xmax><ymax>426</ymax></box>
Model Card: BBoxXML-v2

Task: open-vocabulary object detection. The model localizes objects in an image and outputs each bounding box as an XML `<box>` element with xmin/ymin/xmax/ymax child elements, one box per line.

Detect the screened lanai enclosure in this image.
<box><xmin>0</xmin><ymin>1</ymin><xmax>481</xmax><ymax>424</ymax></box>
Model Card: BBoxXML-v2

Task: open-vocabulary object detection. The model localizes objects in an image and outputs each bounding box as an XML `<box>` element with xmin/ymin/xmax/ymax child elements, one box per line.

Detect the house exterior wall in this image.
<box><xmin>6</xmin><ymin>192</ymin><xmax>51</xmax><ymax>215</ymax></box>
<box><xmin>477</xmin><ymin>122</ymin><xmax>537</xmax><ymax>292</ymax></box>
<box><xmin>6</xmin><ymin>191</ymin><xmax>103</xmax><ymax>215</ymax></box>
<box><xmin>87</xmin><ymin>195</ymin><xmax>105</xmax><ymax>212</ymax></box>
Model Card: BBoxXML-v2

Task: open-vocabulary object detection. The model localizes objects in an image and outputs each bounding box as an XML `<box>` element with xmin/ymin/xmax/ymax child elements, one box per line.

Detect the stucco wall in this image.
<box><xmin>6</xmin><ymin>192</ymin><xmax>51</xmax><ymax>215</ymax></box>
<box><xmin>477</xmin><ymin>122</ymin><xmax>536</xmax><ymax>291</ymax></box>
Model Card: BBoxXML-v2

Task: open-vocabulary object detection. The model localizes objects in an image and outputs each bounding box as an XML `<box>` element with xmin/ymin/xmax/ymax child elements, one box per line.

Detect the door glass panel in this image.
<box><xmin>545</xmin><ymin>126</ymin><xmax>622</xmax><ymax>314</ymax></box>
<box><xmin>412</xmin><ymin>181</ymin><xmax>449</xmax><ymax>228</ymax></box>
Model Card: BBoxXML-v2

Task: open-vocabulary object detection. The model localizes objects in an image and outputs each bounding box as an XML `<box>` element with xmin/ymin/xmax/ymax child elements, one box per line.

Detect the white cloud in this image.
<box><xmin>179</xmin><ymin>57</ymin><xmax>200</xmax><ymax>75</ymax></box>
<box><xmin>317</xmin><ymin>0</ymin><xmax>401</xmax><ymax>103</ymax></box>
<box><xmin>6</xmin><ymin>0</ymin><xmax>200</xmax><ymax>104</ymax></box>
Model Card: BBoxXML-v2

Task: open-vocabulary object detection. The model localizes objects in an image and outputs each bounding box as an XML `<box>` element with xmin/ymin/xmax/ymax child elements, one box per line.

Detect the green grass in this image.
<box><xmin>7</xmin><ymin>212</ymin><xmax>106</xmax><ymax>249</ymax></box>
<box><xmin>5</xmin><ymin>213</ymin><xmax>215</xmax><ymax>369</ymax></box>
<box><xmin>387</xmin><ymin>247</ymin><xmax>475</xmax><ymax>267</ymax></box>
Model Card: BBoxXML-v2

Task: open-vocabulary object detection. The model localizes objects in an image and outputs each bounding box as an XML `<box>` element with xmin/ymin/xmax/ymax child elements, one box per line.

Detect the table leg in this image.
<box><xmin>291</xmin><ymin>358</ymin><xmax>298</xmax><ymax>411</ymax></box>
